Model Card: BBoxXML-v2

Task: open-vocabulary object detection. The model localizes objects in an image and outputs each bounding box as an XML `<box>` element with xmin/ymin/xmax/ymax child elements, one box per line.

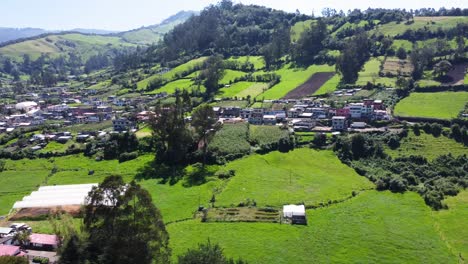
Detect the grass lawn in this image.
<box><xmin>213</xmin><ymin>100</ymin><xmax>249</xmax><ymax>108</ymax></box>
<box><xmin>216</xmin><ymin>148</ymin><xmax>374</xmax><ymax>207</ymax></box>
<box><xmin>137</xmin><ymin>57</ymin><xmax>207</xmax><ymax>89</ymax></box>
<box><xmin>37</xmin><ymin>141</ymin><xmax>77</xmax><ymax>154</ymax></box>
<box><xmin>385</xmin><ymin>130</ymin><xmax>467</xmax><ymax>160</ymax></box>
<box><xmin>313</xmin><ymin>74</ymin><xmax>340</xmax><ymax>95</ymax></box>
<box><xmin>225</xmin><ymin>56</ymin><xmax>265</xmax><ymax>70</ymax></box>
<box><xmin>235</xmin><ymin>83</ymin><xmax>268</xmax><ymax>98</ymax></box>
<box><xmin>135</xmin><ymin>126</ymin><xmax>152</xmax><ymax>138</ymax></box>
<box><xmin>465</xmin><ymin>72</ymin><xmax>468</xmax><ymax>85</ymax></box>
<box><xmin>373</xmin><ymin>16</ymin><xmax>468</xmax><ymax>37</ymax></box>
<box><xmin>216</xmin><ymin>82</ymin><xmax>255</xmax><ymax>98</ymax></box>
<box><xmin>433</xmin><ymin>190</ymin><xmax>468</xmax><ymax>261</ymax></box>
<box><xmin>392</xmin><ymin>39</ymin><xmax>413</xmax><ymax>51</ymax></box>
<box><xmin>394</xmin><ymin>92</ymin><xmax>468</xmax><ymax>120</ymax></box>
<box><xmin>169</xmin><ymin>191</ymin><xmax>456</xmax><ymax>263</ymax></box>
<box><xmin>258</xmin><ymin>64</ymin><xmax>334</xmax><ymax>100</ymax></box>
<box><xmin>356</xmin><ymin>58</ymin><xmax>396</xmax><ymax>87</ymax></box>
<box><xmin>146</xmin><ymin>79</ymin><xmax>204</xmax><ymax>95</ymax></box>
<box><xmin>220</xmin><ymin>70</ymin><xmax>247</xmax><ymax>85</ymax></box>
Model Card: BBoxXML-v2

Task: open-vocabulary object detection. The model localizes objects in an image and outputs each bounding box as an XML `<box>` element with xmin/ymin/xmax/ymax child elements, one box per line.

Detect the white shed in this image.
<box><xmin>282</xmin><ymin>204</ymin><xmax>305</xmax><ymax>218</ymax></box>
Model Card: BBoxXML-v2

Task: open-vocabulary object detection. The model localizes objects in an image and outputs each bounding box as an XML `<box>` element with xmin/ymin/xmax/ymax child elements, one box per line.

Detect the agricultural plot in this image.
<box><xmin>234</xmin><ymin>83</ymin><xmax>268</xmax><ymax>98</ymax></box>
<box><xmin>220</xmin><ymin>70</ymin><xmax>248</xmax><ymax>85</ymax></box>
<box><xmin>147</xmin><ymin>78</ymin><xmax>204</xmax><ymax>95</ymax></box>
<box><xmin>216</xmin><ymin>148</ymin><xmax>374</xmax><ymax>207</ymax></box>
<box><xmin>208</xmin><ymin>123</ymin><xmax>251</xmax><ymax>161</ymax></box>
<box><xmin>313</xmin><ymin>74</ymin><xmax>341</xmax><ymax>96</ymax></box>
<box><xmin>259</xmin><ymin>64</ymin><xmax>334</xmax><ymax>99</ymax></box>
<box><xmin>137</xmin><ymin>57</ymin><xmax>207</xmax><ymax>90</ymax></box>
<box><xmin>445</xmin><ymin>63</ymin><xmax>468</xmax><ymax>85</ymax></box>
<box><xmin>225</xmin><ymin>56</ymin><xmax>265</xmax><ymax>70</ymax></box>
<box><xmin>283</xmin><ymin>72</ymin><xmax>335</xmax><ymax>99</ymax></box>
<box><xmin>385</xmin><ymin>131</ymin><xmax>467</xmax><ymax>161</ymax></box>
<box><xmin>169</xmin><ymin>191</ymin><xmax>455</xmax><ymax>263</ymax></box>
<box><xmin>382</xmin><ymin>57</ymin><xmax>413</xmax><ymax>77</ymax></box>
<box><xmin>394</xmin><ymin>92</ymin><xmax>468</xmax><ymax>120</ymax></box>
<box><xmin>356</xmin><ymin>58</ymin><xmax>396</xmax><ymax>87</ymax></box>
<box><xmin>217</xmin><ymin>82</ymin><xmax>255</xmax><ymax>98</ymax></box>
<box><xmin>433</xmin><ymin>191</ymin><xmax>468</xmax><ymax>260</ymax></box>
<box><xmin>249</xmin><ymin>125</ymin><xmax>290</xmax><ymax>149</ymax></box>
<box><xmin>391</xmin><ymin>39</ymin><xmax>413</xmax><ymax>51</ymax></box>
<box><xmin>373</xmin><ymin>16</ymin><xmax>468</xmax><ymax>37</ymax></box>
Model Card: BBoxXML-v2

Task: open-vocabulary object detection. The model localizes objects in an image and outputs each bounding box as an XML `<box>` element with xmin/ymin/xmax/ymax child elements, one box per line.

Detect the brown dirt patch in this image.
<box><xmin>444</xmin><ymin>63</ymin><xmax>467</xmax><ymax>86</ymax></box>
<box><xmin>382</xmin><ymin>58</ymin><xmax>413</xmax><ymax>77</ymax></box>
<box><xmin>283</xmin><ymin>72</ymin><xmax>335</xmax><ymax>99</ymax></box>
<box><xmin>10</xmin><ymin>206</ymin><xmax>82</xmax><ymax>220</ymax></box>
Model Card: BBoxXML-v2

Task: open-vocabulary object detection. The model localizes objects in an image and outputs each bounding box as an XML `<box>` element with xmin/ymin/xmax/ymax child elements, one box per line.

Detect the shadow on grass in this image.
<box><xmin>135</xmin><ymin>159</ymin><xmax>185</xmax><ymax>185</ymax></box>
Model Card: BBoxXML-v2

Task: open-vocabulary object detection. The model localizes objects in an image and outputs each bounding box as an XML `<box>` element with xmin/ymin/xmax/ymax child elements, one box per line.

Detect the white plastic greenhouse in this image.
<box><xmin>12</xmin><ymin>183</ymin><xmax>98</xmax><ymax>209</ymax></box>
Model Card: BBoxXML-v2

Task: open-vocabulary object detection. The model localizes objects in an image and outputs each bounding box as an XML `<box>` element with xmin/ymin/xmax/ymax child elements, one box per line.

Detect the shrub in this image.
<box><xmin>118</xmin><ymin>151</ymin><xmax>138</xmax><ymax>163</ymax></box>
<box><xmin>32</xmin><ymin>257</ymin><xmax>49</xmax><ymax>264</ymax></box>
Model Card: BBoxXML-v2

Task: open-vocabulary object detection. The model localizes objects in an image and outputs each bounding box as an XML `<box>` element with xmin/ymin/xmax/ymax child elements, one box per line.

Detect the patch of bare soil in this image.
<box><xmin>283</xmin><ymin>72</ymin><xmax>335</xmax><ymax>99</ymax></box>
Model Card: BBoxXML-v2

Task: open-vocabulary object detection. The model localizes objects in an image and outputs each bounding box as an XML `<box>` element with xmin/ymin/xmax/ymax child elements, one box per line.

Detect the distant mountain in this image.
<box><xmin>120</xmin><ymin>10</ymin><xmax>197</xmax><ymax>45</ymax></box>
<box><xmin>0</xmin><ymin>11</ymin><xmax>196</xmax><ymax>61</ymax></box>
<box><xmin>70</xmin><ymin>28</ymin><xmax>120</xmax><ymax>35</ymax></box>
<box><xmin>0</xmin><ymin>27</ymin><xmax>48</xmax><ymax>44</ymax></box>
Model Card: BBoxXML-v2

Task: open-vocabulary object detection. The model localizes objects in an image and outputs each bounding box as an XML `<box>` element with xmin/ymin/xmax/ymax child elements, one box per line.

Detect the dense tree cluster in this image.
<box><xmin>334</xmin><ymin>132</ymin><xmax>468</xmax><ymax>210</ymax></box>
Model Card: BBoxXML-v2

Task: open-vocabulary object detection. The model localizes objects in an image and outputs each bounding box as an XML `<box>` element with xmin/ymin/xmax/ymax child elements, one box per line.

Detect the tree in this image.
<box><xmin>396</xmin><ymin>47</ymin><xmax>407</xmax><ymax>60</ymax></box>
<box><xmin>336</xmin><ymin>32</ymin><xmax>369</xmax><ymax>83</ymax></box>
<box><xmin>312</xmin><ymin>133</ymin><xmax>327</xmax><ymax>147</ymax></box>
<box><xmin>191</xmin><ymin>104</ymin><xmax>220</xmax><ymax>166</ymax></box>
<box><xmin>410</xmin><ymin>45</ymin><xmax>434</xmax><ymax>80</ymax></box>
<box><xmin>149</xmin><ymin>95</ymin><xmax>193</xmax><ymax>166</ymax></box>
<box><xmin>202</xmin><ymin>55</ymin><xmax>225</xmax><ymax>96</ymax></box>
<box><xmin>292</xmin><ymin>19</ymin><xmax>327</xmax><ymax>65</ymax></box>
<box><xmin>450</xmin><ymin>124</ymin><xmax>462</xmax><ymax>141</ymax></box>
<box><xmin>178</xmin><ymin>239</ymin><xmax>246</xmax><ymax>264</ymax></box>
<box><xmin>351</xmin><ymin>134</ymin><xmax>366</xmax><ymax>159</ymax></box>
<box><xmin>433</xmin><ymin>60</ymin><xmax>452</xmax><ymax>78</ymax></box>
<box><xmin>13</xmin><ymin>231</ymin><xmax>30</xmax><ymax>248</ymax></box>
<box><xmin>83</xmin><ymin>175</ymin><xmax>170</xmax><ymax>264</ymax></box>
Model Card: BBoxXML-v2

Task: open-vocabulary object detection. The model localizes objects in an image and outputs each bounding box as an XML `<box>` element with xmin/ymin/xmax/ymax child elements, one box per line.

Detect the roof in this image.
<box><xmin>30</xmin><ymin>233</ymin><xmax>58</xmax><ymax>246</ymax></box>
<box><xmin>332</xmin><ymin>116</ymin><xmax>346</xmax><ymax>120</ymax></box>
<box><xmin>0</xmin><ymin>245</ymin><xmax>20</xmax><ymax>256</ymax></box>
<box><xmin>283</xmin><ymin>204</ymin><xmax>305</xmax><ymax>218</ymax></box>
<box><xmin>0</xmin><ymin>227</ymin><xmax>12</xmax><ymax>234</ymax></box>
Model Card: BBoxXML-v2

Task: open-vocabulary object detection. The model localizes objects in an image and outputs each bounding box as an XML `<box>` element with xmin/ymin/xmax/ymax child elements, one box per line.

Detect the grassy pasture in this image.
<box><xmin>226</xmin><ymin>56</ymin><xmax>265</xmax><ymax>70</ymax></box>
<box><xmin>259</xmin><ymin>64</ymin><xmax>334</xmax><ymax>99</ymax></box>
<box><xmin>146</xmin><ymin>79</ymin><xmax>204</xmax><ymax>95</ymax></box>
<box><xmin>433</xmin><ymin>190</ymin><xmax>468</xmax><ymax>260</ymax></box>
<box><xmin>216</xmin><ymin>81</ymin><xmax>255</xmax><ymax>98</ymax></box>
<box><xmin>137</xmin><ymin>57</ymin><xmax>207</xmax><ymax>90</ymax></box>
<box><xmin>374</xmin><ymin>16</ymin><xmax>468</xmax><ymax>37</ymax></box>
<box><xmin>216</xmin><ymin>148</ymin><xmax>374</xmax><ymax>207</ymax></box>
<box><xmin>394</xmin><ymin>92</ymin><xmax>468</xmax><ymax>119</ymax></box>
<box><xmin>220</xmin><ymin>70</ymin><xmax>247</xmax><ymax>85</ymax></box>
<box><xmin>169</xmin><ymin>191</ymin><xmax>455</xmax><ymax>263</ymax></box>
<box><xmin>313</xmin><ymin>74</ymin><xmax>341</xmax><ymax>95</ymax></box>
<box><xmin>385</xmin><ymin>130</ymin><xmax>467</xmax><ymax>161</ymax></box>
<box><xmin>356</xmin><ymin>58</ymin><xmax>396</xmax><ymax>86</ymax></box>
<box><xmin>235</xmin><ymin>83</ymin><xmax>268</xmax><ymax>98</ymax></box>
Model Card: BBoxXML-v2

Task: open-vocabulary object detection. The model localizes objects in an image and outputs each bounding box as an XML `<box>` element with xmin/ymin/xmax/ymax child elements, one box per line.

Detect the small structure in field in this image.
<box><xmin>28</xmin><ymin>233</ymin><xmax>59</xmax><ymax>251</ymax></box>
<box><xmin>282</xmin><ymin>204</ymin><xmax>307</xmax><ymax>225</ymax></box>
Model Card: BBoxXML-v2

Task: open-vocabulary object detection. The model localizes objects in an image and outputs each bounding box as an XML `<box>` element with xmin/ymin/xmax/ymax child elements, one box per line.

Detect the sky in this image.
<box><xmin>0</xmin><ymin>0</ymin><xmax>467</xmax><ymax>31</ymax></box>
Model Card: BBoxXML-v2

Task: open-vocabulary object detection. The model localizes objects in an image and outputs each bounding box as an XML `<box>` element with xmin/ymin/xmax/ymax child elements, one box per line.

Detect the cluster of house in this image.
<box><xmin>213</xmin><ymin>98</ymin><xmax>390</xmax><ymax>131</ymax></box>
<box><xmin>0</xmin><ymin>223</ymin><xmax>58</xmax><ymax>260</ymax></box>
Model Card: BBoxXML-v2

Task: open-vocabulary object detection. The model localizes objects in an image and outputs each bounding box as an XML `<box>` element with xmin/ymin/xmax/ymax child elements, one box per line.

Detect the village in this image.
<box><xmin>0</xmin><ymin>83</ymin><xmax>393</xmax><ymax>154</ymax></box>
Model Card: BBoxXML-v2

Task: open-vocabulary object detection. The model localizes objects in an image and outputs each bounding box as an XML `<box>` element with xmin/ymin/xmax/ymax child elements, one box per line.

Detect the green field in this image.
<box><xmin>465</xmin><ymin>72</ymin><xmax>468</xmax><ymax>84</ymax></box>
<box><xmin>216</xmin><ymin>148</ymin><xmax>374</xmax><ymax>207</ymax></box>
<box><xmin>374</xmin><ymin>16</ymin><xmax>468</xmax><ymax>37</ymax></box>
<box><xmin>391</xmin><ymin>39</ymin><xmax>413</xmax><ymax>51</ymax></box>
<box><xmin>259</xmin><ymin>64</ymin><xmax>334</xmax><ymax>99</ymax></box>
<box><xmin>169</xmin><ymin>191</ymin><xmax>456</xmax><ymax>263</ymax></box>
<box><xmin>313</xmin><ymin>74</ymin><xmax>340</xmax><ymax>95</ymax></box>
<box><xmin>433</xmin><ymin>191</ymin><xmax>468</xmax><ymax>260</ymax></box>
<box><xmin>226</xmin><ymin>56</ymin><xmax>265</xmax><ymax>70</ymax></box>
<box><xmin>220</xmin><ymin>70</ymin><xmax>248</xmax><ymax>85</ymax></box>
<box><xmin>0</xmin><ymin>34</ymin><xmax>135</xmax><ymax>60</ymax></box>
<box><xmin>216</xmin><ymin>81</ymin><xmax>255</xmax><ymax>98</ymax></box>
<box><xmin>394</xmin><ymin>92</ymin><xmax>468</xmax><ymax>119</ymax></box>
<box><xmin>385</xmin><ymin>130</ymin><xmax>467</xmax><ymax>160</ymax></box>
<box><xmin>356</xmin><ymin>58</ymin><xmax>396</xmax><ymax>86</ymax></box>
<box><xmin>235</xmin><ymin>83</ymin><xmax>268</xmax><ymax>98</ymax></box>
<box><xmin>137</xmin><ymin>57</ymin><xmax>207</xmax><ymax>90</ymax></box>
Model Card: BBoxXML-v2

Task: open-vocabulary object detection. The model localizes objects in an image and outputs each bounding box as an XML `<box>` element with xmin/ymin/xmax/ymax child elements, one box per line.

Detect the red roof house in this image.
<box><xmin>29</xmin><ymin>233</ymin><xmax>59</xmax><ymax>250</ymax></box>
<box><xmin>0</xmin><ymin>245</ymin><xmax>20</xmax><ymax>256</ymax></box>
